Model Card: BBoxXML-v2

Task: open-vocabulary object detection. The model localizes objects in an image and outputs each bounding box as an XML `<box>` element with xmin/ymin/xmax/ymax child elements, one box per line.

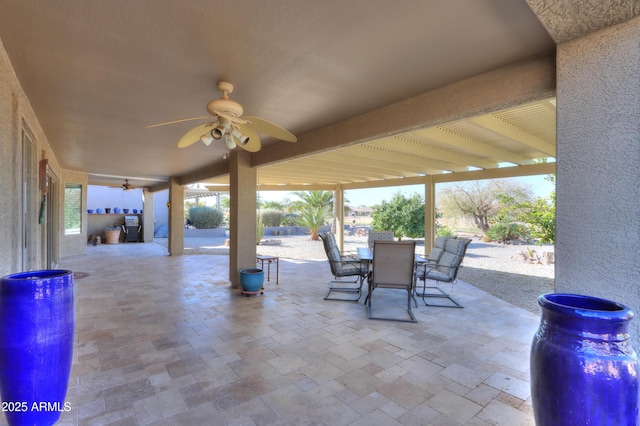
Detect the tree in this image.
<box><xmin>371</xmin><ymin>193</ymin><xmax>425</xmax><ymax>239</ymax></box>
<box><xmin>438</xmin><ymin>179</ymin><xmax>532</xmax><ymax>234</ymax></box>
<box><xmin>290</xmin><ymin>190</ymin><xmax>333</xmax><ymax>212</ymax></box>
<box><xmin>290</xmin><ymin>191</ymin><xmax>334</xmax><ymax>240</ymax></box>
<box><xmin>262</xmin><ymin>200</ymin><xmax>286</xmax><ymax>211</ymax></box>
<box><xmin>517</xmin><ymin>173</ymin><xmax>556</xmax><ymax>244</ymax></box>
<box><xmin>297</xmin><ymin>205</ymin><xmax>331</xmax><ymax>240</ymax></box>
<box><xmin>517</xmin><ymin>191</ymin><xmax>555</xmax><ymax>244</ymax></box>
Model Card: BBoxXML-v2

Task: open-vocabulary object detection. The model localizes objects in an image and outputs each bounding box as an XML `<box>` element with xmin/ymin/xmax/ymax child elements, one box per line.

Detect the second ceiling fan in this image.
<box><xmin>148</xmin><ymin>81</ymin><xmax>297</xmax><ymax>152</ymax></box>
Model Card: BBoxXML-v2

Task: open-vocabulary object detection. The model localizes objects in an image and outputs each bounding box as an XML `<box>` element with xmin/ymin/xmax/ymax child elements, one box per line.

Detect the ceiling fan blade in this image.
<box><xmin>177</xmin><ymin>122</ymin><xmax>216</xmax><ymax>148</ymax></box>
<box><xmin>146</xmin><ymin>116</ymin><xmax>209</xmax><ymax>128</ymax></box>
<box><xmin>234</xmin><ymin>124</ymin><xmax>261</xmax><ymax>152</ymax></box>
<box><xmin>211</xmin><ymin>110</ymin><xmax>249</xmax><ymax>124</ymax></box>
<box><xmin>244</xmin><ymin>116</ymin><xmax>297</xmax><ymax>142</ymax></box>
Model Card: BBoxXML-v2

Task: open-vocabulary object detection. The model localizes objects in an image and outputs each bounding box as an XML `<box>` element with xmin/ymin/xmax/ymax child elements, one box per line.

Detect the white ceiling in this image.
<box><xmin>0</xmin><ymin>1</ymin><xmax>556</xmax><ymax>189</ymax></box>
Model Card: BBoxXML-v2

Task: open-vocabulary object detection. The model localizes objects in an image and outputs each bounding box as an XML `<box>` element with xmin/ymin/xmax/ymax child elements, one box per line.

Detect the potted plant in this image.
<box><xmin>103</xmin><ymin>227</ymin><xmax>121</xmax><ymax>244</ymax></box>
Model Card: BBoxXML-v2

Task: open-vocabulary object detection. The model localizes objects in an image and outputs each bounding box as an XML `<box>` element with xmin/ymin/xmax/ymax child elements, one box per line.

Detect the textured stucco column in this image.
<box><xmin>229</xmin><ymin>150</ymin><xmax>257</xmax><ymax>288</ymax></box>
<box><xmin>555</xmin><ymin>17</ymin><xmax>640</xmax><ymax>347</ymax></box>
<box><xmin>142</xmin><ymin>189</ymin><xmax>154</xmax><ymax>242</ymax></box>
<box><xmin>423</xmin><ymin>176</ymin><xmax>435</xmax><ymax>257</ymax></box>
<box><xmin>167</xmin><ymin>177</ymin><xmax>184</xmax><ymax>256</ymax></box>
<box><xmin>334</xmin><ymin>186</ymin><xmax>344</xmax><ymax>251</ymax></box>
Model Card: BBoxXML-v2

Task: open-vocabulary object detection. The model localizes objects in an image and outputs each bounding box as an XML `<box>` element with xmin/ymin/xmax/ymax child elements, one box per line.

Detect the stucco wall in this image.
<box><xmin>556</xmin><ymin>17</ymin><xmax>640</xmax><ymax>347</ymax></box>
<box><xmin>0</xmin><ymin>37</ymin><xmax>74</xmax><ymax>274</ymax></box>
<box><xmin>0</xmin><ymin>40</ymin><xmax>21</xmax><ymax>275</ymax></box>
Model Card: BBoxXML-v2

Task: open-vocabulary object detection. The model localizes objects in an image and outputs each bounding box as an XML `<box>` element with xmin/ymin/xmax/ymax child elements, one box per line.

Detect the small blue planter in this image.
<box><xmin>239</xmin><ymin>268</ymin><xmax>264</xmax><ymax>293</ymax></box>
<box><xmin>0</xmin><ymin>270</ymin><xmax>75</xmax><ymax>426</ymax></box>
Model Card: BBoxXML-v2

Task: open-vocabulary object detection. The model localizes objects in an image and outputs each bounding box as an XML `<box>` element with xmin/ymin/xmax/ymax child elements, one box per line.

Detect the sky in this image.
<box><xmin>257</xmin><ymin>174</ymin><xmax>555</xmax><ymax>207</ymax></box>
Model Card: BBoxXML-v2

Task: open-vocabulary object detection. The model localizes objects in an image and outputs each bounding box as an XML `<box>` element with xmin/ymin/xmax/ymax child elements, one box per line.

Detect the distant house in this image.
<box><xmin>349</xmin><ymin>207</ymin><xmax>372</xmax><ymax>217</ymax></box>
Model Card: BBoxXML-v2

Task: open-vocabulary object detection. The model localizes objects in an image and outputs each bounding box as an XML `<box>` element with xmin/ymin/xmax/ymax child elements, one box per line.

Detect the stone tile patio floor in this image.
<box><xmin>4</xmin><ymin>242</ymin><xmax>539</xmax><ymax>425</ymax></box>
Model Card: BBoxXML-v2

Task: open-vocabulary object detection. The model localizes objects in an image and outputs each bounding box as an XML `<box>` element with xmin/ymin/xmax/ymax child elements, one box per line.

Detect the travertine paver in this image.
<box><xmin>8</xmin><ymin>241</ymin><xmax>541</xmax><ymax>426</ymax></box>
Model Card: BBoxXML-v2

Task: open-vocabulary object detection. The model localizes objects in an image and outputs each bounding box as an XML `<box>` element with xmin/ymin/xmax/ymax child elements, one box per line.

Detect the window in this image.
<box><xmin>64</xmin><ymin>184</ymin><xmax>82</xmax><ymax>234</ymax></box>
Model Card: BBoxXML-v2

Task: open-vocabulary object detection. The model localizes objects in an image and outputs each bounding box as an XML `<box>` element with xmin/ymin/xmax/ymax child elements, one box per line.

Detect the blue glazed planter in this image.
<box><xmin>0</xmin><ymin>270</ymin><xmax>75</xmax><ymax>426</ymax></box>
<box><xmin>239</xmin><ymin>268</ymin><xmax>264</xmax><ymax>292</ymax></box>
<box><xmin>531</xmin><ymin>293</ymin><xmax>639</xmax><ymax>426</ymax></box>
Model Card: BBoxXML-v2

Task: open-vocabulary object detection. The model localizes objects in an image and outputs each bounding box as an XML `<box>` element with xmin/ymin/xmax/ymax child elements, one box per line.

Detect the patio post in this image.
<box><xmin>334</xmin><ymin>186</ymin><xmax>344</xmax><ymax>251</ymax></box>
<box><xmin>424</xmin><ymin>175</ymin><xmax>435</xmax><ymax>256</ymax></box>
<box><xmin>228</xmin><ymin>150</ymin><xmax>257</xmax><ymax>288</ymax></box>
<box><xmin>168</xmin><ymin>177</ymin><xmax>184</xmax><ymax>256</ymax></box>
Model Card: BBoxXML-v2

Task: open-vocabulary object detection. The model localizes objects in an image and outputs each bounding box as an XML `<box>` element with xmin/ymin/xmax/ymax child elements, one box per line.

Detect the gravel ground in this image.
<box><xmin>155</xmin><ymin>234</ymin><xmax>554</xmax><ymax>314</ymax></box>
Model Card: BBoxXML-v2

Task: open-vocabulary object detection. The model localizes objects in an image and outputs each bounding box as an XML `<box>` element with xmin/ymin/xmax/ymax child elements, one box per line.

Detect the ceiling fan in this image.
<box><xmin>147</xmin><ymin>81</ymin><xmax>297</xmax><ymax>152</ymax></box>
<box><xmin>109</xmin><ymin>179</ymin><xmax>140</xmax><ymax>191</ymax></box>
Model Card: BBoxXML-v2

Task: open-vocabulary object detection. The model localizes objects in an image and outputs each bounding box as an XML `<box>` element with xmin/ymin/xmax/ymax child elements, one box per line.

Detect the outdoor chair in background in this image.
<box><xmin>366</xmin><ymin>240</ymin><xmax>417</xmax><ymax>323</ymax></box>
<box><xmin>419</xmin><ymin>235</ymin><xmax>456</xmax><ymax>266</ymax></box>
<box><xmin>367</xmin><ymin>230</ymin><xmax>395</xmax><ymax>250</ymax></box>
<box><xmin>415</xmin><ymin>237</ymin><xmax>472</xmax><ymax>308</ymax></box>
<box><xmin>319</xmin><ymin>232</ymin><xmax>368</xmax><ymax>302</ymax></box>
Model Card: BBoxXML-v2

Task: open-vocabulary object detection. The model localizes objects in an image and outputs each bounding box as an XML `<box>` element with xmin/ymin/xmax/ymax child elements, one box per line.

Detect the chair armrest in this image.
<box><xmin>341</xmin><ymin>250</ymin><xmax>359</xmax><ymax>258</ymax></box>
<box><xmin>417</xmin><ymin>263</ymin><xmax>464</xmax><ymax>281</ymax></box>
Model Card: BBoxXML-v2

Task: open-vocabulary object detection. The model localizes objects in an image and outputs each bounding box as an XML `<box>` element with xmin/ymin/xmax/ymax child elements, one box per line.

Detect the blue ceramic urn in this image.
<box><xmin>0</xmin><ymin>270</ymin><xmax>75</xmax><ymax>425</ymax></box>
<box><xmin>530</xmin><ymin>293</ymin><xmax>639</xmax><ymax>425</ymax></box>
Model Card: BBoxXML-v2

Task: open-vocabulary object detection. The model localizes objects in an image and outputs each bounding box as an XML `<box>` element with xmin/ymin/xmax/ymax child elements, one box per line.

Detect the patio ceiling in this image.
<box><xmin>203</xmin><ymin>98</ymin><xmax>557</xmax><ymax>189</ymax></box>
<box><xmin>0</xmin><ymin>1</ymin><xmax>556</xmax><ymax>192</ymax></box>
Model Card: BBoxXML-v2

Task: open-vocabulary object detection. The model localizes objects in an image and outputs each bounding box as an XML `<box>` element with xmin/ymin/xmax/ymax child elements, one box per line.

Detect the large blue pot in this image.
<box><xmin>531</xmin><ymin>293</ymin><xmax>639</xmax><ymax>425</ymax></box>
<box><xmin>0</xmin><ymin>270</ymin><xmax>75</xmax><ymax>426</ymax></box>
<box><xmin>239</xmin><ymin>268</ymin><xmax>264</xmax><ymax>292</ymax></box>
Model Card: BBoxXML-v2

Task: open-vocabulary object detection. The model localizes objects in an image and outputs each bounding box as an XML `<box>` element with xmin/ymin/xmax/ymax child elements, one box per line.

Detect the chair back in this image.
<box><xmin>319</xmin><ymin>232</ymin><xmax>341</xmax><ymax>276</ymax></box>
<box><xmin>367</xmin><ymin>231</ymin><xmax>395</xmax><ymax>249</ymax></box>
<box><xmin>426</xmin><ymin>235</ymin><xmax>454</xmax><ymax>262</ymax></box>
<box><xmin>436</xmin><ymin>238</ymin><xmax>471</xmax><ymax>280</ymax></box>
<box><xmin>371</xmin><ymin>240</ymin><xmax>416</xmax><ymax>288</ymax></box>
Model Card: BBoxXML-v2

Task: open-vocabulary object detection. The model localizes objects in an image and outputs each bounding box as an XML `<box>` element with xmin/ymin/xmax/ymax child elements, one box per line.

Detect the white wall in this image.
<box><xmin>87</xmin><ymin>185</ymin><xmax>144</xmax><ymax>213</ymax></box>
<box><xmin>88</xmin><ymin>186</ymin><xmax>169</xmax><ymax>237</ymax></box>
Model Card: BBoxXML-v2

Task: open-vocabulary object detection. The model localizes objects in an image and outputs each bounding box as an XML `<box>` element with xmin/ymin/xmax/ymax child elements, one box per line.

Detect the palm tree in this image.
<box><xmin>290</xmin><ymin>191</ymin><xmax>334</xmax><ymax>240</ymax></box>
<box><xmin>297</xmin><ymin>205</ymin><xmax>331</xmax><ymax>240</ymax></box>
<box><xmin>290</xmin><ymin>190</ymin><xmax>333</xmax><ymax>211</ymax></box>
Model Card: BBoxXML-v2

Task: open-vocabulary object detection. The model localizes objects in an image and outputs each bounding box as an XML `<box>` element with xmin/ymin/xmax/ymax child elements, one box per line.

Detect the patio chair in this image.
<box><xmin>366</xmin><ymin>240</ymin><xmax>417</xmax><ymax>323</ymax></box>
<box><xmin>319</xmin><ymin>232</ymin><xmax>368</xmax><ymax>302</ymax></box>
<box><xmin>417</xmin><ymin>235</ymin><xmax>455</xmax><ymax>266</ymax></box>
<box><xmin>367</xmin><ymin>230</ymin><xmax>395</xmax><ymax>250</ymax></box>
<box><xmin>415</xmin><ymin>237</ymin><xmax>471</xmax><ymax>308</ymax></box>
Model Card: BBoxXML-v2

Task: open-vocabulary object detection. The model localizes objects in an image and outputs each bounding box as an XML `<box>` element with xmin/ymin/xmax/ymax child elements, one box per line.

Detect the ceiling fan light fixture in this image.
<box><xmin>211</xmin><ymin>126</ymin><xmax>224</xmax><ymax>140</ymax></box>
<box><xmin>200</xmin><ymin>132</ymin><xmax>214</xmax><ymax>146</ymax></box>
<box><xmin>231</xmin><ymin>129</ymin><xmax>249</xmax><ymax>146</ymax></box>
<box><xmin>223</xmin><ymin>133</ymin><xmax>236</xmax><ymax>150</ymax></box>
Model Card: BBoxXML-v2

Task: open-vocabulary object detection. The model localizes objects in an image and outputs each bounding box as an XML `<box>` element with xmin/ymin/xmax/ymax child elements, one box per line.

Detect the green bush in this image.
<box><xmin>437</xmin><ymin>226</ymin><xmax>455</xmax><ymax>237</ymax></box>
<box><xmin>487</xmin><ymin>222</ymin><xmax>528</xmax><ymax>243</ymax></box>
<box><xmin>283</xmin><ymin>212</ymin><xmax>301</xmax><ymax>226</ymax></box>
<box><xmin>260</xmin><ymin>209</ymin><xmax>283</xmax><ymax>227</ymax></box>
<box><xmin>188</xmin><ymin>206</ymin><xmax>224</xmax><ymax>229</ymax></box>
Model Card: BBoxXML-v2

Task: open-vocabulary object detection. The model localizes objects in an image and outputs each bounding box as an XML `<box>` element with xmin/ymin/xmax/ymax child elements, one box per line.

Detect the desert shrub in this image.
<box><xmin>487</xmin><ymin>222</ymin><xmax>528</xmax><ymax>243</ymax></box>
<box><xmin>436</xmin><ymin>226</ymin><xmax>455</xmax><ymax>237</ymax></box>
<box><xmin>283</xmin><ymin>212</ymin><xmax>301</xmax><ymax>226</ymax></box>
<box><xmin>256</xmin><ymin>216</ymin><xmax>265</xmax><ymax>244</ymax></box>
<box><xmin>188</xmin><ymin>206</ymin><xmax>224</xmax><ymax>229</ymax></box>
<box><xmin>260</xmin><ymin>209</ymin><xmax>283</xmax><ymax>227</ymax></box>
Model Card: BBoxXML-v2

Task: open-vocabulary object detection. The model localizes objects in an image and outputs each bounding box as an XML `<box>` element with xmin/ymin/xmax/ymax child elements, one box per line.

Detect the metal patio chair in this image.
<box><xmin>366</xmin><ymin>240</ymin><xmax>417</xmax><ymax>323</ymax></box>
<box><xmin>319</xmin><ymin>232</ymin><xmax>368</xmax><ymax>302</ymax></box>
<box><xmin>415</xmin><ymin>237</ymin><xmax>471</xmax><ymax>308</ymax></box>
